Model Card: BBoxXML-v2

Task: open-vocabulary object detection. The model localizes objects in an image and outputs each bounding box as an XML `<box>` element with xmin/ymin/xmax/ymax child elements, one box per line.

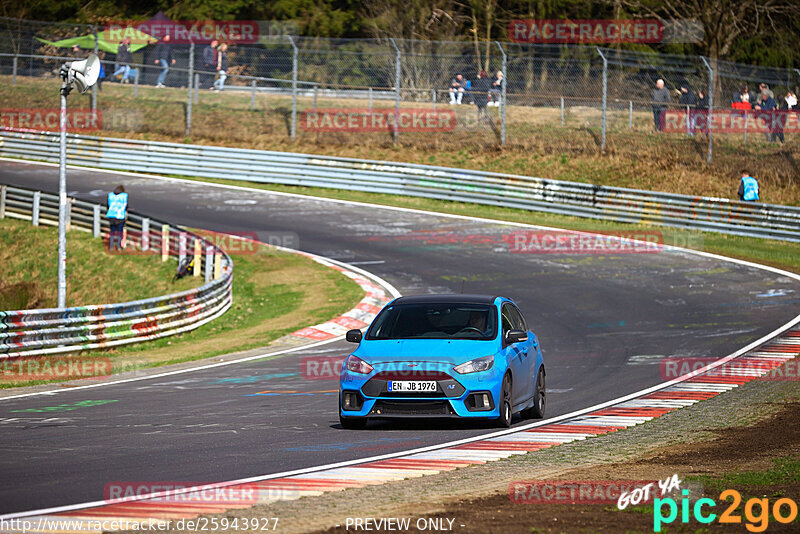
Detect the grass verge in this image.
<box><xmin>0</xmin><ymin>219</ymin><xmax>363</xmax><ymax>388</ymax></box>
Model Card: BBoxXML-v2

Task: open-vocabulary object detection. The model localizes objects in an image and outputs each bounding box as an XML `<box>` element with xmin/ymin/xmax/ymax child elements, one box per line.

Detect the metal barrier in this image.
<box><xmin>0</xmin><ymin>183</ymin><xmax>233</xmax><ymax>359</ymax></box>
<box><xmin>1</xmin><ymin>129</ymin><xmax>799</xmax><ymax>242</ymax></box>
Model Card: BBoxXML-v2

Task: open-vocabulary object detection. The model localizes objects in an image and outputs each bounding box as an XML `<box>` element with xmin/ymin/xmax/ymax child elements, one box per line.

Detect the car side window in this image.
<box><xmin>501</xmin><ymin>304</ymin><xmax>514</xmax><ymax>334</ymax></box>
<box><xmin>508</xmin><ymin>304</ymin><xmax>527</xmax><ymax>331</ymax></box>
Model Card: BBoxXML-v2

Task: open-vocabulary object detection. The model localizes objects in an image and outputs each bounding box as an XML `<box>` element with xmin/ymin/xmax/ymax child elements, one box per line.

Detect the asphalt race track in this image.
<box><xmin>2</xmin><ymin>159</ymin><xmax>799</xmax><ymax>514</ymax></box>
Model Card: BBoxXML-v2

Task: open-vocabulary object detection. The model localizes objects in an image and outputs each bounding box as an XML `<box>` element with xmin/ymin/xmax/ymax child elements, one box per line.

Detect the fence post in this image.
<box><xmin>629</xmin><ymin>101</ymin><xmax>633</xmax><ymax>129</ymax></box>
<box><xmin>91</xmin><ymin>25</ymin><xmax>98</xmax><ymax>114</ymax></box>
<box><xmin>161</xmin><ymin>224</ymin><xmax>170</xmax><ymax>261</ymax></box>
<box><xmin>251</xmin><ymin>80</ymin><xmax>256</xmax><ymax>110</ymax></box>
<box><xmin>214</xmin><ymin>252</ymin><xmax>222</xmax><ymax>280</ymax></box>
<box><xmin>193</xmin><ymin>239</ymin><xmax>202</xmax><ymax>277</ymax></box>
<box><xmin>313</xmin><ymin>85</ymin><xmax>318</xmax><ymax>110</ymax></box>
<box><xmin>32</xmin><ymin>191</ymin><xmax>40</xmax><ymax>226</ymax></box>
<box><xmin>186</xmin><ymin>42</ymin><xmax>194</xmax><ymax>137</ymax></box>
<box><xmin>686</xmin><ymin>105</ymin><xmax>690</xmax><ymax>135</ymax></box>
<box><xmin>496</xmin><ymin>41</ymin><xmax>507</xmax><ymax>146</ymax></box>
<box><xmin>205</xmin><ymin>245</ymin><xmax>213</xmax><ymax>282</ymax></box>
<box><xmin>92</xmin><ymin>204</ymin><xmax>100</xmax><ymax>238</ymax></box>
<box><xmin>743</xmin><ymin>109</ymin><xmax>748</xmax><ymax>142</ymax></box>
<box><xmin>134</xmin><ymin>68</ymin><xmax>139</xmax><ymax>97</ymax></box>
<box><xmin>390</xmin><ymin>38</ymin><xmax>401</xmax><ymax>146</ymax></box>
<box><xmin>141</xmin><ymin>218</ymin><xmax>150</xmax><ymax>251</ymax></box>
<box><xmin>597</xmin><ymin>48</ymin><xmax>608</xmax><ymax>151</ymax></box>
<box><xmin>287</xmin><ymin>36</ymin><xmax>298</xmax><ymax>142</ymax></box>
<box><xmin>179</xmin><ymin>232</ymin><xmax>187</xmax><ymax>262</ymax></box>
<box><xmin>368</xmin><ymin>87</ymin><xmax>372</xmax><ymax>113</ymax></box>
<box><xmin>700</xmin><ymin>56</ymin><xmax>714</xmax><ymax>164</ymax></box>
<box><xmin>194</xmin><ymin>73</ymin><xmax>199</xmax><ymax>102</ymax></box>
<box><xmin>12</xmin><ymin>55</ymin><xmax>17</xmax><ymax>85</ymax></box>
<box><xmin>560</xmin><ymin>96</ymin><xmax>565</xmax><ymax>126</ymax></box>
<box><xmin>432</xmin><ymin>89</ymin><xmax>436</xmax><ymax>112</ymax></box>
<box><xmin>0</xmin><ymin>185</ymin><xmax>6</xmax><ymax>219</ymax></box>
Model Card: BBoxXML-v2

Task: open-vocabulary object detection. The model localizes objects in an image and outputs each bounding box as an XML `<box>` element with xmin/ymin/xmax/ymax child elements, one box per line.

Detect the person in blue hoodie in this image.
<box><xmin>106</xmin><ymin>185</ymin><xmax>129</xmax><ymax>251</ymax></box>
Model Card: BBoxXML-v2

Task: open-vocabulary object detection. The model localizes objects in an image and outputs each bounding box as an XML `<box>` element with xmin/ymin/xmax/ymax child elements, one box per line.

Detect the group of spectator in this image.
<box><xmin>449</xmin><ymin>71</ymin><xmax>504</xmax><ymax>110</ymax></box>
<box><xmin>652</xmin><ymin>78</ymin><xmax>799</xmax><ymax>143</ymax></box>
<box><xmin>96</xmin><ymin>35</ymin><xmax>229</xmax><ymax>90</ymax></box>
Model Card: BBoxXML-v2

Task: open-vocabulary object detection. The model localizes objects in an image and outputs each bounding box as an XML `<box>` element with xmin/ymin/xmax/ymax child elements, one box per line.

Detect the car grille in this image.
<box><xmin>370</xmin><ymin>400</ymin><xmax>454</xmax><ymax>416</ymax></box>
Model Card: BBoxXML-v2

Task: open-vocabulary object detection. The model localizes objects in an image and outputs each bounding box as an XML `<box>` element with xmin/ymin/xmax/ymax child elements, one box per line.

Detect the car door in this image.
<box><xmin>507</xmin><ymin>303</ymin><xmax>536</xmax><ymax>402</ymax></box>
<box><xmin>501</xmin><ymin>303</ymin><xmax>527</xmax><ymax>407</ymax></box>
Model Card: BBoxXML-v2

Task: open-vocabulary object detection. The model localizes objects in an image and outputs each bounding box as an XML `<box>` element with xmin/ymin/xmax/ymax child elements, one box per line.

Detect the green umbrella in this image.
<box><xmin>36</xmin><ymin>28</ymin><xmax>155</xmax><ymax>54</ymax></box>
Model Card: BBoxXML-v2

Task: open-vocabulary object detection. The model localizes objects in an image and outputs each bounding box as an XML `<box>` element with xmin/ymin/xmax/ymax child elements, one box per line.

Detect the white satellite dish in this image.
<box><xmin>65</xmin><ymin>53</ymin><xmax>100</xmax><ymax>93</ymax></box>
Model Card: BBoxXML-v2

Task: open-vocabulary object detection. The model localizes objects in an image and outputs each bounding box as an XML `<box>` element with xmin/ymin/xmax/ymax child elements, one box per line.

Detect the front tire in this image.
<box><xmin>497</xmin><ymin>374</ymin><xmax>513</xmax><ymax>428</ymax></box>
<box><xmin>523</xmin><ymin>368</ymin><xmax>546</xmax><ymax>419</ymax></box>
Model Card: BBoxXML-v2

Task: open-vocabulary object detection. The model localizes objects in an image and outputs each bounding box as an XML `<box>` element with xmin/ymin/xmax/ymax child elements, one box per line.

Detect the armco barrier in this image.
<box><xmin>1</xmin><ymin>129</ymin><xmax>799</xmax><ymax>242</ymax></box>
<box><xmin>0</xmin><ymin>184</ymin><xmax>233</xmax><ymax>359</ymax></box>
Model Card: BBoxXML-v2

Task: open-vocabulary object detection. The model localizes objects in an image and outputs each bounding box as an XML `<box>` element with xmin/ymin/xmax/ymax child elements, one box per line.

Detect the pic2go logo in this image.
<box><xmin>654</xmin><ymin>489</ymin><xmax>799</xmax><ymax>532</ymax></box>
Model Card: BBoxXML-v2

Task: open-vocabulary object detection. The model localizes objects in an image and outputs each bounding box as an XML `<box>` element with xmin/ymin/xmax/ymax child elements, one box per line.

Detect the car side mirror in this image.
<box><xmin>505</xmin><ymin>329</ymin><xmax>528</xmax><ymax>344</ymax></box>
<box><xmin>346</xmin><ymin>329</ymin><xmax>363</xmax><ymax>343</ymax></box>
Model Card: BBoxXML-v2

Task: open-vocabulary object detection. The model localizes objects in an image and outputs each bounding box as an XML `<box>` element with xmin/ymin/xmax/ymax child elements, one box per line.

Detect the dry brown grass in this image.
<box><xmin>2</xmin><ymin>75</ymin><xmax>798</xmax><ymax>205</ymax></box>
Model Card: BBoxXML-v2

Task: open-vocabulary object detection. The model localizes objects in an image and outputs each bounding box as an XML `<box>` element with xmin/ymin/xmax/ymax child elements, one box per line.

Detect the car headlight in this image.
<box><xmin>453</xmin><ymin>355</ymin><xmax>494</xmax><ymax>374</ymax></box>
<box><xmin>345</xmin><ymin>354</ymin><xmax>373</xmax><ymax>374</ymax></box>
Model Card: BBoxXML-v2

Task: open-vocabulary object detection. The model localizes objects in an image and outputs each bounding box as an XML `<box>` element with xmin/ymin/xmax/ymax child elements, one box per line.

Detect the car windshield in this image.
<box><xmin>366</xmin><ymin>303</ymin><xmax>497</xmax><ymax>340</ymax></box>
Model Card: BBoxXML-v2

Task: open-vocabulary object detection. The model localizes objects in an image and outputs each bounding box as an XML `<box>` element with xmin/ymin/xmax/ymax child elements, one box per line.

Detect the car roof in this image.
<box><xmin>390</xmin><ymin>294</ymin><xmax>501</xmax><ymax>305</ymax></box>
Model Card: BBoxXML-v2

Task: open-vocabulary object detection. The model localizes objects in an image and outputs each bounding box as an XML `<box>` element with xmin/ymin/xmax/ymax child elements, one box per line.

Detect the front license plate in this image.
<box><xmin>388</xmin><ymin>380</ymin><xmax>437</xmax><ymax>392</ymax></box>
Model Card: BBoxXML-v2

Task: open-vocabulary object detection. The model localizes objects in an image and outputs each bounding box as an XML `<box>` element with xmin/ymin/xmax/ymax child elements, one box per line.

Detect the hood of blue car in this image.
<box><xmin>354</xmin><ymin>338</ymin><xmax>497</xmax><ymax>365</ymax></box>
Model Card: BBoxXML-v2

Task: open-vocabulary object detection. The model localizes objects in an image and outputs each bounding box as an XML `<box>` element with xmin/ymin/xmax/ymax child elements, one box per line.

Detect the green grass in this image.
<box><xmin>0</xmin><ymin>217</ymin><xmax>200</xmax><ymax>309</ymax></box>
<box><xmin>688</xmin><ymin>457</ymin><xmax>800</xmax><ymax>491</ymax></box>
<box><xmin>0</xmin><ymin>218</ymin><xmax>364</xmax><ymax>388</ymax></box>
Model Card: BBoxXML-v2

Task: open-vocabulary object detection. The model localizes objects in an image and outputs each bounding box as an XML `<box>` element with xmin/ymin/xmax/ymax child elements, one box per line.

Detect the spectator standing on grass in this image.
<box><xmin>114</xmin><ymin>37</ymin><xmax>133</xmax><ymax>83</ymax></box>
<box><xmin>106</xmin><ymin>185</ymin><xmax>128</xmax><ymax>251</ymax></box>
<box><xmin>449</xmin><ymin>74</ymin><xmax>465</xmax><ymax>104</ymax></box>
<box><xmin>211</xmin><ymin>42</ymin><xmax>228</xmax><ymax>92</ymax></box>
<box><xmin>473</xmin><ymin>70</ymin><xmax>491</xmax><ymax>120</ymax></box>
<box><xmin>678</xmin><ymin>84</ymin><xmax>697</xmax><ymax>136</ymax></box>
<box><xmin>202</xmin><ymin>39</ymin><xmax>218</xmax><ymax>89</ymax></box>
<box><xmin>154</xmin><ymin>34</ymin><xmax>175</xmax><ymax>88</ymax></box>
<box><xmin>489</xmin><ymin>71</ymin><xmax>504</xmax><ymax>106</ymax></box>
<box><xmin>651</xmin><ymin>79</ymin><xmax>671</xmax><ymax>131</ymax></box>
<box><xmin>737</xmin><ymin>171</ymin><xmax>759</xmax><ymax>202</ymax></box>
<box><xmin>754</xmin><ymin>90</ymin><xmax>777</xmax><ymax>142</ymax></box>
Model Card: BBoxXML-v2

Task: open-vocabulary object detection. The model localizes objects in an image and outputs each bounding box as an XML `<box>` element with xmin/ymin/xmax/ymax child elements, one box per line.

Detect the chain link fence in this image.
<box><xmin>1</xmin><ymin>17</ymin><xmax>799</xmax><ymax>161</ymax></box>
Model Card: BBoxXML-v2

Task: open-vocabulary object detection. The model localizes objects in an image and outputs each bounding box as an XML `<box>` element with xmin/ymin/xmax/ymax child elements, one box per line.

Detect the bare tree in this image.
<box><xmin>610</xmin><ymin>0</ymin><xmax>800</xmax><ymax>60</ymax></box>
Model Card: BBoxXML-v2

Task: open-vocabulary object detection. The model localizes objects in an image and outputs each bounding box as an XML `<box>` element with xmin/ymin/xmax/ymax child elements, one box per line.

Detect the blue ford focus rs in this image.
<box><xmin>339</xmin><ymin>294</ymin><xmax>545</xmax><ymax>429</ymax></box>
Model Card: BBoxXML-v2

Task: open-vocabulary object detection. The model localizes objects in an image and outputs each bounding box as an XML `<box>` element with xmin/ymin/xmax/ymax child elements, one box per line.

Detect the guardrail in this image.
<box><xmin>0</xmin><ymin>183</ymin><xmax>233</xmax><ymax>359</ymax></box>
<box><xmin>1</xmin><ymin>129</ymin><xmax>799</xmax><ymax>242</ymax></box>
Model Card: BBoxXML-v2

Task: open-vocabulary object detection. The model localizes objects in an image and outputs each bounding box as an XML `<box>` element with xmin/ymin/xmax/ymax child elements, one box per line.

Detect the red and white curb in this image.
<box><xmin>6</xmin><ymin>328</ymin><xmax>797</xmax><ymax>532</ymax></box>
<box><xmin>286</xmin><ymin>252</ymin><xmax>392</xmax><ymax>342</ymax></box>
